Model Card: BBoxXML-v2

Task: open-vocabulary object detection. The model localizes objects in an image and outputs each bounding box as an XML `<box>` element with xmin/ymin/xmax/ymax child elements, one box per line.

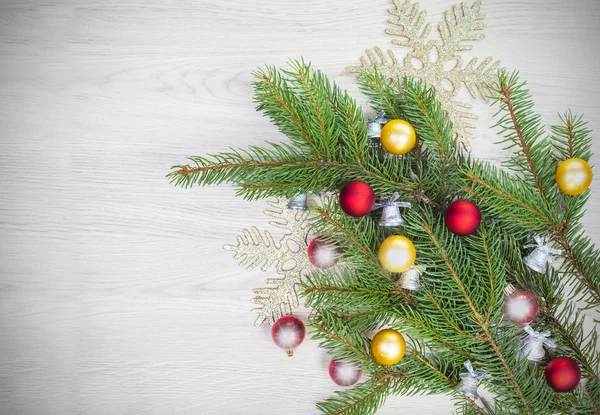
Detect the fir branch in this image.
<box><xmin>463</xmin><ymin>163</ymin><xmax>554</xmax><ymax>233</ymax></box>
<box><xmin>401</xmin><ymin>77</ymin><xmax>459</xmax><ymax>200</ymax></box>
<box><xmin>316</xmin><ymin>377</ymin><xmax>392</xmax><ymax>415</ymax></box>
<box><xmin>552</xmin><ymin>111</ymin><xmax>593</xmax><ymax>162</ymax></box>
<box><xmin>253</xmin><ymin>65</ymin><xmax>323</xmax><ymax>158</ymax></box>
<box><xmin>554</xmin><ymin>229</ymin><xmax>600</xmax><ymax>307</ymax></box>
<box><xmin>490</xmin><ymin>70</ymin><xmax>558</xmax><ymax>202</ymax></box>
<box><xmin>357</xmin><ymin>69</ymin><xmax>404</xmax><ymax>120</ymax></box>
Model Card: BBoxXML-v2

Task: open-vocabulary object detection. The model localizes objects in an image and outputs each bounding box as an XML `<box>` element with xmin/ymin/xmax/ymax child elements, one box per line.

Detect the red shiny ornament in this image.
<box><xmin>503</xmin><ymin>284</ymin><xmax>539</xmax><ymax>325</ymax></box>
<box><xmin>308</xmin><ymin>237</ymin><xmax>340</xmax><ymax>269</ymax></box>
<box><xmin>444</xmin><ymin>200</ymin><xmax>482</xmax><ymax>236</ymax></box>
<box><xmin>545</xmin><ymin>356</ymin><xmax>581</xmax><ymax>392</ymax></box>
<box><xmin>329</xmin><ymin>359</ymin><xmax>362</xmax><ymax>387</ymax></box>
<box><xmin>339</xmin><ymin>181</ymin><xmax>375</xmax><ymax>217</ymax></box>
<box><xmin>271</xmin><ymin>316</ymin><xmax>306</xmax><ymax>356</ymax></box>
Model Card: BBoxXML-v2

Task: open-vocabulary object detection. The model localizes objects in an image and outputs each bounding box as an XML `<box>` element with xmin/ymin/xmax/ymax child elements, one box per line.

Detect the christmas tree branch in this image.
<box><xmin>171</xmin><ymin>61</ymin><xmax>600</xmax><ymax>414</ymax></box>
<box><xmin>553</xmin><ymin>231</ymin><xmax>600</xmax><ymax>307</ymax></box>
<box><xmin>358</xmin><ymin>70</ymin><xmax>405</xmax><ymax>120</ymax></box>
<box><xmin>490</xmin><ymin>71</ymin><xmax>557</xmax><ymax>202</ymax></box>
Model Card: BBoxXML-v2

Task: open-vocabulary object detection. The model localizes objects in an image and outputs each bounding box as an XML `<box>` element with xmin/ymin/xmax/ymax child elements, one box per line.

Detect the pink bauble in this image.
<box><xmin>271</xmin><ymin>316</ymin><xmax>306</xmax><ymax>353</ymax></box>
<box><xmin>308</xmin><ymin>237</ymin><xmax>340</xmax><ymax>269</ymax></box>
<box><xmin>504</xmin><ymin>288</ymin><xmax>539</xmax><ymax>325</ymax></box>
<box><xmin>329</xmin><ymin>359</ymin><xmax>362</xmax><ymax>387</ymax></box>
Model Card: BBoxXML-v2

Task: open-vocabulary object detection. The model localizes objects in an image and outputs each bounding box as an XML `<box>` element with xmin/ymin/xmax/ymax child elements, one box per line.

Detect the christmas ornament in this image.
<box><xmin>371</xmin><ymin>328</ymin><xmax>406</xmax><ymax>366</ymax></box>
<box><xmin>271</xmin><ymin>315</ymin><xmax>306</xmax><ymax>357</ymax></box>
<box><xmin>523</xmin><ymin>236</ymin><xmax>561</xmax><ymax>274</ymax></box>
<box><xmin>519</xmin><ymin>325</ymin><xmax>557</xmax><ymax>362</ymax></box>
<box><xmin>339</xmin><ymin>181</ymin><xmax>376</xmax><ymax>217</ymax></box>
<box><xmin>328</xmin><ymin>359</ymin><xmax>362</xmax><ymax>387</ymax></box>
<box><xmin>503</xmin><ymin>284</ymin><xmax>539</xmax><ymax>325</ymax></box>
<box><xmin>373</xmin><ymin>192</ymin><xmax>411</xmax><ymax>227</ymax></box>
<box><xmin>224</xmin><ymin>198</ymin><xmax>312</xmax><ymax>327</ymax></box>
<box><xmin>444</xmin><ymin>200</ymin><xmax>481</xmax><ymax>236</ymax></box>
<box><xmin>396</xmin><ymin>265</ymin><xmax>424</xmax><ymax>291</ymax></box>
<box><xmin>378</xmin><ymin>235</ymin><xmax>417</xmax><ymax>273</ymax></box>
<box><xmin>457</xmin><ymin>360</ymin><xmax>491</xmax><ymax>399</ymax></box>
<box><xmin>555</xmin><ymin>158</ymin><xmax>593</xmax><ymax>195</ymax></box>
<box><xmin>307</xmin><ymin>237</ymin><xmax>340</xmax><ymax>269</ymax></box>
<box><xmin>288</xmin><ymin>193</ymin><xmax>309</xmax><ymax>210</ymax></box>
<box><xmin>380</xmin><ymin>119</ymin><xmax>417</xmax><ymax>155</ymax></box>
<box><xmin>544</xmin><ymin>356</ymin><xmax>581</xmax><ymax>392</ymax></box>
<box><xmin>348</xmin><ymin>0</ymin><xmax>500</xmax><ymax>151</ymax></box>
<box><xmin>367</xmin><ymin>111</ymin><xmax>388</xmax><ymax>148</ymax></box>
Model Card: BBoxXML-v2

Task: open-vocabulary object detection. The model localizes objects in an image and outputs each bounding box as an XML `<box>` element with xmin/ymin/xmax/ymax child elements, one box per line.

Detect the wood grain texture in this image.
<box><xmin>0</xmin><ymin>0</ymin><xmax>599</xmax><ymax>414</ymax></box>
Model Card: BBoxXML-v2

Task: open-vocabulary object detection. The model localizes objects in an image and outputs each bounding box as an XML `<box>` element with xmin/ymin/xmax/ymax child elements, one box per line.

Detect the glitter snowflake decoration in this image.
<box><xmin>224</xmin><ymin>198</ymin><xmax>313</xmax><ymax>327</ymax></box>
<box><xmin>347</xmin><ymin>0</ymin><xmax>500</xmax><ymax>151</ymax></box>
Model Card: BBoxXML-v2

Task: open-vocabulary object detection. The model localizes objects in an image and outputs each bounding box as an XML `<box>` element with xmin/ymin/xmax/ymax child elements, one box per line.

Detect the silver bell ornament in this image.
<box><xmin>373</xmin><ymin>192</ymin><xmax>411</xmax><ymax>227</ymax></box>
<box><xmin>457</xmin><ymin>360</ymin><xmax>491</xmax><ymax>400</ymax></box>
<box><xmin>396</xmin><ymin>265</ymin><xmax>424</xmax><ymax>291</ymax></box>
<box><xmin>288</xmin><ymin>193</ymin><xmax>309</xmax><ymax>211</ymax></box>
<box><xmin>519</xmin><ymin>325</ymin><xmax>557</xmax><ymax>362</ymax></box>
<box><xmin>366</xmin><ymin>111</ymin><xmax>388</xmax><ymax>148</ymax></box>
<box><xmin>523</xmin><ymin>235</ymin><xmax>561</xmax><ymax>273</ymax></box>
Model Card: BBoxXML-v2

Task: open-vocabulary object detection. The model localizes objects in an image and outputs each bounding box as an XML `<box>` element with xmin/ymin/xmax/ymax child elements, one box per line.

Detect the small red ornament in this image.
<box><xmin>503</xmin><ymin>284</ymin><xmax>539</xmax><ymax>325</ymax></box>
<box><xmin>444</xmin><ymin>200</ymin><xmax>482</xmax><ymax>236</ymax></box>
<box><xmin>545</xmin><ymin>356</ymin><xmax>581</xmax><ymax>392</ymax></box>
<box><xmin>339</xmin><ymin>181</ymin><xmax>375</xmax><ymax>217</ymax></box>
<box><xmin>329</xmin><ymin>359</ymin><xmax>362</xmax><ymax>386</ymax></box>
<box><xmin>271</xmin><ymin>315</ymin><xmax>306</xmax><ymax>357</ymax></box>
<box><xmin>308</xmin><ymin>237</ymin><xmax>340</xmax><ymax>269</ymax></box>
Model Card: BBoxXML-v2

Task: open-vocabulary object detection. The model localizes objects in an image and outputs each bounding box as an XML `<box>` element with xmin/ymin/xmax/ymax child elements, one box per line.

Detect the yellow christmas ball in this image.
<box><xmin>378</xmin><ymin>235</ymin><xmax>416</xmax><ymax>273</ymax></box>
<box><xmin>371</xmin><ymin>329</ymin><xmax>406</xmax><ymax>366</ymax></box>
<box><xmin>556</xmin><ymin>158</ymin><xmax>593</xmax><ymax>195</ymax></box>
<box><xmin>380</xmin><ymin>119</ymin><xmax>417</xmax><ymax>155</ymax></box>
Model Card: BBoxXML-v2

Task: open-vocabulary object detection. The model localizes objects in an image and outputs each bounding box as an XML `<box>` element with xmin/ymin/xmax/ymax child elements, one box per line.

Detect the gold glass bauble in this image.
<box><xmin>556</xmin><ymin>158</ymin><xmax>593</xmax><ymax>195</ymax></box>
<box><xmin>380</xmin><ymin>120</ymin><xmax>417</xmax><ymax>155</ymax></box>
<box><xmin>371</xmin><ymin>329</ymin><xmax>406</xmax><ymax>366</ymax></box>
<box><xmin>378</xmin><ymin>235</ymin><xmax>416</xmax><ymax>273</ymax></box>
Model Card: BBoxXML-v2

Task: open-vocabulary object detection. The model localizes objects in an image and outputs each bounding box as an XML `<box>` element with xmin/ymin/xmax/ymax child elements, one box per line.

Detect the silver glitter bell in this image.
<box><xmin>396</xmin><ymin>265</ymin><xmax>424</xmax><ymax>291</ymax></box>
<box><xmin>366</xmin><ymin>111</ymin><xmax>388</xmax><ymax>148</ymax></box>
<box><xmin>373</xmin><ymin>192</ymin><xmax>411</xmax><ymax>227</ymax></box>
<box><xmin>519</xmin><ymin>325</ymin><xmax>557</xmax><ymax>362</ymax></box>
<box><xmin>288</xmin><ymin>193</ymin><xmax>308</xmax><ymax>210</ymax></box>
<box><xmin>457</xmin><ymin>360</ymin><xmax>491</xmax><ymax>400</ymax></box>
<box><xmin>523</xmin><ymin>236</ymin><xmax>561</xmax><ymax>274</ymax></box>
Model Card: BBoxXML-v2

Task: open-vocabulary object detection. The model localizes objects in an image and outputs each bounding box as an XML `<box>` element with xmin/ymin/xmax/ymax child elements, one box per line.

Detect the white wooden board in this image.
<box><xmin>0</xmin><ymin>0</ymin><xmax>599</xmax><ymax>413</ymax></box>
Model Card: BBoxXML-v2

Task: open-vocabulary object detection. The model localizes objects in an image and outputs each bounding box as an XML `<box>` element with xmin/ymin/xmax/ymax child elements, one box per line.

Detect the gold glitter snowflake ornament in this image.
<box><xmin>348</xmin><ymin>0</ymin><xmax>500</xmax><ymax>151</ymax></box>
<box><xmin>224</xmin><ymin>198</ymin><xmax>313</xmax><ymax>327</ymax></box>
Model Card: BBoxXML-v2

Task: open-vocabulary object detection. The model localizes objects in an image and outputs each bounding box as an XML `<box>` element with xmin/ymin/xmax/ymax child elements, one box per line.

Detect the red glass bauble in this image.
<box><xmin>444</xmin><ymin>200</ymin><xmax>482</xmax><ymax>236</ymax></box>
<box><xmin>503</xmin><ymin>286</ymin><xmax>539</xmax><ymax>325</ymax></box>
<box><xmin>271</xmin><ymin>316</ymin><xmax>306</xmax><ymax>355</ymax></box>
<box><xmin>308</xmin><ymin>237</ymin><xmax>340</xmax><ymax>269</ymax></box>
<box><xmin>329</xmin><ymin>359</ymin><xmax>362</xmax><ymax>387</ymax></box>
<box><xmin>545</xmin><ymin>356</ymin><xmax>581</xmax><ymax>392</ymax></box>
<box><xmin>339</xmin><ymin>181</ymin><xmax>375</xmax><ymax>217</ymax></box>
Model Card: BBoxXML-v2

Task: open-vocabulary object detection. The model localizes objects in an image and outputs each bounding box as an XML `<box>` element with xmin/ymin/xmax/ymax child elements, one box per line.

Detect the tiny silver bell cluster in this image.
<box><xmin>366</xmin><ymin>111</ymin><xmax>388</xmax><ymax>148</ymax></box>
<box><xmin>288</xmin><ymin>193</ymin><xmax>309</xmax><ymax>211</ymax></box>
<box><xmin>373</xmin><ymin>192</ymin><xmax>411</xmax><ymax>227</ymax></box>
<box><xmin>457</xmin><ymin>360</ymin><xmax>491</xmax><ymax>400</ymax></box>
<box><xmin>519</xmin><ymin>325</ymin><xmax>557</xmax><ymax>362</ymax></box>
<box><xmin>523</xmin><ymin>235</ymin><xmax>561</xmax><ymax>273</ymax></box>
<box><xmin>396</xmin><ymin>265</ymin><xmax>424</xmax><ymax>291</ymax></box>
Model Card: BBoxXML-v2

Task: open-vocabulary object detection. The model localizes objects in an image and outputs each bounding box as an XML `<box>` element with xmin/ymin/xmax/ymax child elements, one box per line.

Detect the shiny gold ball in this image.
<box><xmin>378</xmin><ymin>235</ymin><xmax>416</xmax><ymax>273</ymax></box>
<box><xmin>556</xmin><ymin>158</ymin><xmax>593</xmax><ymax>195</ymax></box>
<box><xmin>380</xmin><ymin>119</ymin><xmax>417</xmax><ymax>155</ymax></box>
<box><xmin>371</xmin><ymin>329</ymin><xmax>406</xmax><ymax>366</ymax></box>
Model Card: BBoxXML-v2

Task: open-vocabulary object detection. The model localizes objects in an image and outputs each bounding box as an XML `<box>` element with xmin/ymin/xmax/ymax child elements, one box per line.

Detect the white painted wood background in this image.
<box><xmin>1</xmin><ymin>0</ymin><xmax>599</xmax><ymax>414</ymax></box>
